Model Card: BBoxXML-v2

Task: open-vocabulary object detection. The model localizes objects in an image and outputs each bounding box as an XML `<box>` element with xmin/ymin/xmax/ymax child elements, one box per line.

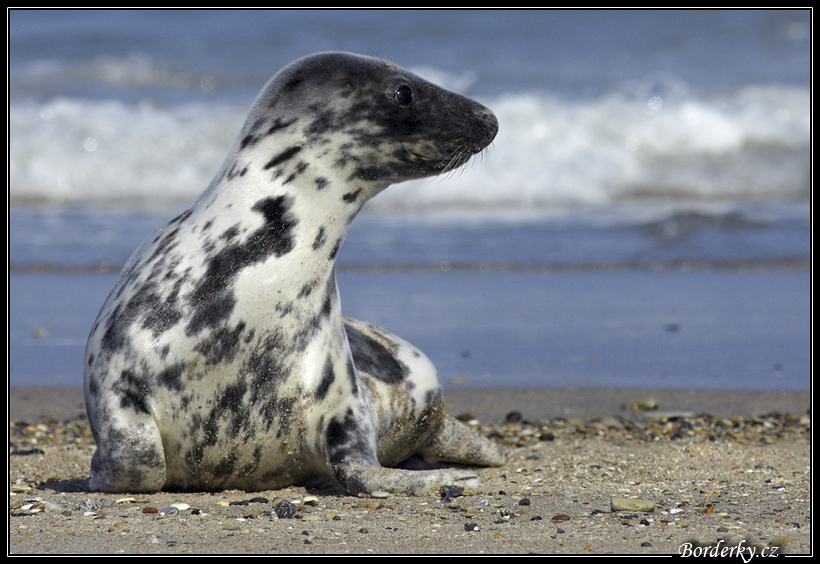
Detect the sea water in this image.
<box><xmin>8</xmin><ymin>9</ymin><xmax>811</xmax><ymax>391</ymax></box>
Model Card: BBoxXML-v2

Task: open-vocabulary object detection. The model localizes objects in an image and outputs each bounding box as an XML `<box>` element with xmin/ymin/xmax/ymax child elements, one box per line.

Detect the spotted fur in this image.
<box><xmin>84</xmin><ymin>52</ymin><xmax>505</xmax><ymax>496</ymax></box>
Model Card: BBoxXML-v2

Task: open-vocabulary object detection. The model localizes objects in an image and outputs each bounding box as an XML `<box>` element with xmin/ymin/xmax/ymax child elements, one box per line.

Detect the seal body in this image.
<box><xmin>84</xmin><ymin>52</ymin><xmax>505</xmax><ymax>496</ymax></box>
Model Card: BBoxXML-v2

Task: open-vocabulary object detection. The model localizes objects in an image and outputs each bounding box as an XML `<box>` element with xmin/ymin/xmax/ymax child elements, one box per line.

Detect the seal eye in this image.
<box><xmin>394</xmin><ymin>85</ymin><xmax>413</xmax><ymax>106</ymax></box>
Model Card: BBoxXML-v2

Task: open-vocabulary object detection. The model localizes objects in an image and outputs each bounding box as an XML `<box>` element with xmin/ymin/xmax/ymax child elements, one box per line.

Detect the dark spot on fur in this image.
<box><xmin>214</xmin><ymin>450</ymin><xmax>238</xmax><ymax>477</ymax></box>
<box><xmin>226</xmin><ymin>162</ymin><xmax>248</xmax><ymax>180</ymax></box>
<box><xmin>240</xmin><ymin>134</ymin><xmax>256</xmax><ymax>150</ymax></box>
<box><xmin>424</xmin><ymin>387</ymin><xmax>443</xmax><ymax>408</ymax></box>
<box><xmin>283</xmin><ymin>76</ymin><xmax>304</xmax><ymax>93</ymax></box>
<box><xmin>186</xmin><ymin>290</ymin><xmax>237</xmax><ymax>336</ymax></box>
<box><xmin>263</xmin><ymin>145</ymin><xmax>302</xmax><ymax>171</ymax></box>
<box><xmin>329</xmin><ymin>238</ymin><xmax>343</xmax><ymax>260</ymax></box>
<box><xmin>186</xmin><ymin>196</ymin><xmax>297</xmax><ymax>334</ymax></box>
<box><xmin>147</xmin><ymin>223</ymin><xmax>183</xmax><ymax>264</ymax></box>
<box><xmin>304</xmin><ymin>109</ymin><xmax>335</xmax><ymax>138</ymax></box>
<box><xmin>315</xmin><ymin>356</ymin><xmax>335</xmax><ymax>401</ymax></box>
<box><xmin>325</xmin><ymin>408</ymin><xmax>373</xmax><ymax>466</ymax></box>
<box><xmin>315</xmin><ymin>177</ymin><xmax>329</xmax><ymax>190</ymax></box>
<box><xmin>297</xmin><ymin>280</ymin><xmax>317</xmax><ymax>299</ymax></box>
<box><xmin>140</xmin><ymin>280</ymin><xmax>185</xmax><ymax>338</ymax></box>
<box><xmin>117</xmin><ymin>369</ymin><xmax>152</xmax><ymax>414</ymax></box>
<box><xmin>220</xmin><ymin>224</ymin><xmax>241</xmax><ymax>242</ymax></box>
<box><xmin>267</xmin><ymin>117</ymin><xmax>296</xmax><ymax>136</ymax></box>
<box><xmin>342</xmin><ymin>188</ymin><xmax>362</xmax><ymax>203</ymax></box>
<box><xmin>312</xmin><ymin>227</ymin><xmax>327</xmax><ymax>251</ymax></box>
<box><xmin>194</xmin><ymin>322</ymin><xmax>247</xmax><ymax>365</ymax></box>
<box><xmin>240</xmin><ymin>117</ymin><xmax>297</xmax><ymax>150</ymax></box>
<box><xmin>168</xmin><ymin>209</ymin><xmax>192</xmax><ymax>225</ymax></box>
<box><xmin>158</xmin><ymin>362</ymin><xmax>186</xmax><ymax>392</ymax></box>
<box><xmin>347</xmin><ymin>325</ymin><xmax>407</xmax><ymax>385</ymax></box>
<box><xmin>319</xmin><ymin>275</ymin><xmax>336</xmax><ymax>319</ymax></box>
<box><xmin>214</xmin><ymin>380</ymin><xmax>250</xmax><ymax>440</ymax></box>
<box><xmin>101</xmin><ymin>304</ymin><xmax>127</xmax><ymax>353</ymax></box>
<box><xmin>346</xmin><ymin>357</ymin><xmax>359</xmax><ymax>396</ymax></box>
<box><xmin>250</xmin><ymin>196</ymin><xmax>298</xmax><ymax>254</ymax></box>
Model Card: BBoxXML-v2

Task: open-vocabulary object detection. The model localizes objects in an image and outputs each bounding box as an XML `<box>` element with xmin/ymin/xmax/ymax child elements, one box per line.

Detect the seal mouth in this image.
<box><xmin>404</xmin><ymin>147</ymin><xmax>433</xmax><ymax>161</ymax></box>
<box><xmin>403</xmin><ymin>143</ymin><xmax>484</xmax><ymax>175</ymax></box>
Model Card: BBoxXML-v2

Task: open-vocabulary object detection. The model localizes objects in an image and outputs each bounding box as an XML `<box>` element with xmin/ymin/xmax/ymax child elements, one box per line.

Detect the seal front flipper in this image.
<box><xmin>319</xmin><ymin>401</ymin><xmax>480</xmax><ymax>497</ymax></box>
<box><xmin>418</xmin><ymin>414</ymin><xmax>509</xmax><ymax>468</ymax></box>
<box><xmin>331</xmin><ymin>462</ymin><xmax>480</xmax><ymax>497</ymax></box>
<box><xmin>86</xmin><ymin>392</ymin><xmax>167</xmax><ymax>492</ymax></box>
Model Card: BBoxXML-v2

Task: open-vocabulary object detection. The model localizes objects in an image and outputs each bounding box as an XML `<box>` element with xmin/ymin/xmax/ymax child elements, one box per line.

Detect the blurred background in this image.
<box><xmin>8</xmin><ymin>9</ymin><xmax>810</xmax><ymax>391</ymax></box>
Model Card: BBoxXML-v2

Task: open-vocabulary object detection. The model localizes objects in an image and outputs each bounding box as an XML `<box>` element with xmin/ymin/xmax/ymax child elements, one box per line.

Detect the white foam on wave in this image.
<box><xmin>9</xmin><ymin>83</ymin><xmax>810</xmax><ymax>211</ymax></box>
<box><xmin>9</xmin><ymin>97</ymin><xmax>245</xmax><ymax>205</ymax></box>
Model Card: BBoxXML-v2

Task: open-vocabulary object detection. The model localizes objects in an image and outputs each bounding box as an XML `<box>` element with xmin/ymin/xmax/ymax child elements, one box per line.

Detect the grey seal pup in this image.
<box><xmin>84</xmin><ymin>52</ymin><xmax>505</xmax><ymax>496</ymax></box>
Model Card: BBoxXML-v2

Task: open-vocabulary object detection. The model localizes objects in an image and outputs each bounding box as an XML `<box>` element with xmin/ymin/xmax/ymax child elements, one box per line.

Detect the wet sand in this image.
<box><xmin>9</xmin><ymin>386</ymin><xmax>811</xmax><ymax>555</ymax></box>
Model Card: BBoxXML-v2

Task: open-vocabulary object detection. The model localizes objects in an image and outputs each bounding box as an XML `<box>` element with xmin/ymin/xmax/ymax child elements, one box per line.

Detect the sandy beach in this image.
<box><xmin>9</xmin><ymin>9</ymin><xmax>811</xmax><ymax>557</ymax></box>
<box><xmin>9</xmin><ymin>386</ymin><xmax>811</xmax><ymax>555</ymax></box>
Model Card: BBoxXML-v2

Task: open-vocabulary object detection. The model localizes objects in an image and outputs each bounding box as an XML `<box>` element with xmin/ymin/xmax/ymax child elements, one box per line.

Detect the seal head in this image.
<box><xmin>240</xmin><ymin>51</ymin><xmax>498</xmax><ymax>186</ymax></box>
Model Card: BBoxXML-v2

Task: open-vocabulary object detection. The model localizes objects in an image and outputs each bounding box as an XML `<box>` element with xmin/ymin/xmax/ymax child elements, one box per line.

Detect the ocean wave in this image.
<box><xmin>9</xmin><ymin>83</ymin><xmax>810</xmax><ymax>211</ymax></box>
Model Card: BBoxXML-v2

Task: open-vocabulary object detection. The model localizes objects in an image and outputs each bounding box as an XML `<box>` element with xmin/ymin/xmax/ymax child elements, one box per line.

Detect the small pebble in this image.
<box><xmin>440</xmin><ymin>485</ymin><xmax>464</xmax><ymax>503</ymax></box>
<box><xmin>622</xmin><ymin>398</ymin><xmax>658</xmax><ymax>411</ymax></box>
<box><xmin>464</xmin><ymin>523</ymin><xmax>479</xmax><ymax>532</ymax></box>
<box><xmin>371</xmin><ymin>490</ymin><xmax>390</xmax><ymax>499</ymax></box>
<box><xmin>142</xmin><ymin>507</ymin><xmax>158</xmax><ymax>514</ymax></box>
<box><xmin>610</xmin><ymin>497</ymin><xmax>656</xmax><ymax>513</ymax></box>
<box><xmin>159</xmin><ymin>507</ymin><xmax>179</xmax><ymax>516</ymax></box>
<box><xmin>359</xmin><ymin>501</ymin><xmax>381</xmax><ymax>510</ymax></box>
<box><xmin>170</xmin><ymin>502</ymin><xmax>190</xmax><ymax>511</ymax></box>
<box><xmin>274</xmin><ymin>500</ymin><xmax>297</xmax><ymax>519</ymax></box>
<box><xmin>505</xmin><ymin>411</ymin><xmax>523</xmax><ymax>423</ymax></box>
<box><xmin>551</xmin><ymin>514</ymin><xmax>571</xmax><ymax>522</ymax></box>
<box><xmin>80</xmin><ymin>499</ymin><xmax>101</xmax><ymax>511</ymax></box>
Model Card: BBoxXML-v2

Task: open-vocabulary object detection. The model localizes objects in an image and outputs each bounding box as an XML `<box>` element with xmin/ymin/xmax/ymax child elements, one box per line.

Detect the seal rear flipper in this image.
<box><xmin>417</xmin><ymin>414</ymin><xmax>509</xmax><ymax>468</ymax></box>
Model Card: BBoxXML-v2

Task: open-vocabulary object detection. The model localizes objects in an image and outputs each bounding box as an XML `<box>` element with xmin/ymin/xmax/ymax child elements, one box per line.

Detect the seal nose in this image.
<box><xmin>473</xmin><ymin>104</ymin><xmax>499</xmax><ymax>150</ymax></box>
<box><xmin>484</xmin><ymin>108</ymin><xmax>499</xmax><ymax>143</ymax></box>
